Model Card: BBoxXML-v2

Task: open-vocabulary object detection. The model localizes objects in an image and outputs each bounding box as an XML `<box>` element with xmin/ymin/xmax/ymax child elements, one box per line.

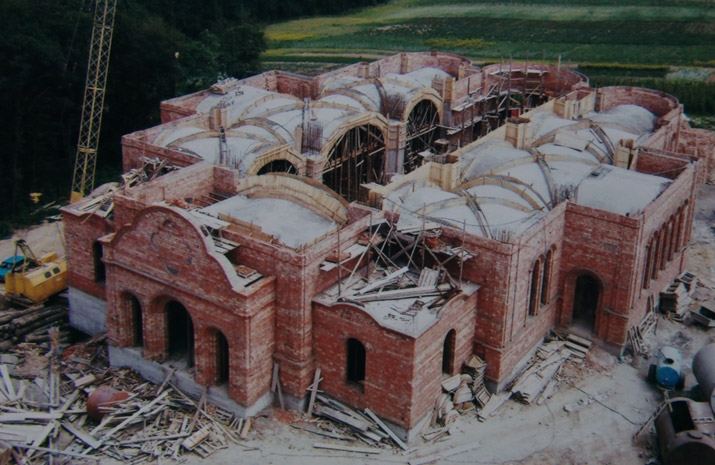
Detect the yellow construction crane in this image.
<box><xmin>70</xmin><ymin>0</ymin><xmax>118</xmax><ymax>203</ymax></box>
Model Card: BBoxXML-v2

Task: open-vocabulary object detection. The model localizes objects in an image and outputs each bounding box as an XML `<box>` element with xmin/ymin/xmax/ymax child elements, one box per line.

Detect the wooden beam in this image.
<box><xmin>364</xmin><ymin>408</ymin><xmax>407</xmax><ymax>450</ymax></box>
<box><xmin>313</xmin><ymin>442</ymin><xmax>380</xmax><ymax>454</ymax></box>
<box><xmin>306</xmin><ymin>368</ymin><xmax>322</xmax><ymax>416</ymax></box>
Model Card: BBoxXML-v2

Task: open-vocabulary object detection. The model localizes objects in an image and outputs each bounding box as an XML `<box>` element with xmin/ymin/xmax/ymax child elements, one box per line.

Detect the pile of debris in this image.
<box><xmin>73</xmin><ymin>157</ymin><xmax>178</xmax><ymax>219</ymax></box>
<box><xmin>0</xmin><ymin>333</ymin><xmax>255</xmax><ymax>464</ymax></box>
<box><xmin>434</xmin><ymin>355</ymin><xmax>491</xmax><ymax>428</ymax></box>
<box><xmin>510</xmin><ymin>334</ymin><xmax>591</xmax><ymax>405</ymax></box>
<box><xmin>660</xmin><ymin>271</ymin><xmax>698</xmax><ymax>322</ymax></box>
<box><xmin>297</xmin><ymin>368</ymin><xmax>408</xmax><ymax>452</ymax></box>
<box><xmin>0</xmin><ymin>304</ymin><xmax>70</xmax><ymax>352</ymax></box>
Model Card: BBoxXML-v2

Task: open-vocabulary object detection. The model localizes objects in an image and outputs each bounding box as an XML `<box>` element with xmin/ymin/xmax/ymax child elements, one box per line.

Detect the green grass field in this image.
<box><xmin>263</xmin><ymin>0</ymin><xmax>715</xmax><ymax>68</ymax></box>
<box><xmin>262</xmin><ymin>0</ymin><xmax>715</xmax><ymax>126</ymax></box>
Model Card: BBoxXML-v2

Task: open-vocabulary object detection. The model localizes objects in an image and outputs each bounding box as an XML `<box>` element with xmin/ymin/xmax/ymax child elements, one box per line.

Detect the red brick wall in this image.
<box><xmin>62</xmin><ymin>211</ymin><xmax>115</xmax><ymax>299</ymax></box>
<box><xmin>442</xmin><ymin>204</ymin><xmax>566</xmax><ymax>385</ymax></box>
<box><xmin>678</xmin><ymin>126</ymin><xmax>715</xmax><ymax>182</ymax></box>
<box><xmin>312</xmin><ymin>290</ymin><xmax>477</xmax><ymax>431</ymax></box>
<box><xmin>103</xmin><ymin>205</ymin><xmax>276</xmax><ymax>407</ymax></box>
<box><xmin>231</xmin><ymin>210</ymin><xmax>376</xmax><ymax>399</ymax></box>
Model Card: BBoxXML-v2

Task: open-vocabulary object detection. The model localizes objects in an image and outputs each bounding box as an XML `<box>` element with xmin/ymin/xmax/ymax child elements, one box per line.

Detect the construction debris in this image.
<box><xmin>509</xmin><ymin>335</ymin><xmax>590</xmax><ymax>405</ymax></box>
<box><xmin>306</xmin><ymin>392</ymin><xmax>406</xmax><ymax>451</ymax></box>
<box><xmin>660</xmin><ymin>280</ymin><xmax>692</xmax><ymax>321</ymax></box>
<box><xmin>73</xmin><ymin>157</ymin><xmax>178</xmax><ymax>220</ymax></box>
<box><xmin>0</xmin><ymin>304</ymin><xmax>70</xmax><ymax>352</ymax></box>
<box><xmin>628</xmin><ymin>304</ymin><xmax>658</xmax><ymax>356</ymax></box>
<box><xmin>0</xmin><ymin>334</ymin><xmax>254</xmax><ymax>464</ymax></box>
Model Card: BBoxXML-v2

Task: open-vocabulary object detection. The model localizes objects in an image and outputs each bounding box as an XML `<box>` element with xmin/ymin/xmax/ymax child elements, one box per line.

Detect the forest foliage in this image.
<box><xmin>0</xmin><ymin>0</ymin><xmax>387</xmax><ymax>235</ymax></box>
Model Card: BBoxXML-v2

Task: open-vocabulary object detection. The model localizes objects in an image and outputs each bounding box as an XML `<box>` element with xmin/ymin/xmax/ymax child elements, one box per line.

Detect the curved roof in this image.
<box><xmin>389</xmin><ymin>104</ymin><xmax>670</xmax><ymax>240</ymax></box>
<box><xmin>147</xmin><ymin>66</ymin><xmax>453</xmax><ymax>174</ymax></box>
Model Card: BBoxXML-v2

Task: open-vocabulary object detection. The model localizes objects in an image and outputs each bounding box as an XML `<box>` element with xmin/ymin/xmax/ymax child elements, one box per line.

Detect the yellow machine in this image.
<box><xmin>4</xmin><ymin>240</ymin><xmax>67</xmax><ymax>305</ymax></box>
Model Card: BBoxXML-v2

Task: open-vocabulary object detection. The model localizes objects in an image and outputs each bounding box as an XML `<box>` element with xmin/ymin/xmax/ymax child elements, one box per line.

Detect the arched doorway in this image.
<box><xmin>323</xmin><ymin>124</ymin><xmax>385</xmax><ymax>203</ymax></box>
<box><xmin>166</xmin><ymin>300</ymin><xmax>194</xmax><ymax>368</ymax></box>
<box><xmin>404</xmin><ymin>100</ymin><xmax>439</xmax><ymax>174</ymax></box>
<box><xmin>442</xmin><ymin>329</ymin><xmax>456</xmax><ymax>375</ymax></box>
<box><xmin>572</xmin><ymin>274</ymin><xmax>600</xmax><ymax>331</ymax></box>
<box><xmin>257</xmin><ymin>159</ymin><xmax>297</xmax><ymax>175</ymax></box>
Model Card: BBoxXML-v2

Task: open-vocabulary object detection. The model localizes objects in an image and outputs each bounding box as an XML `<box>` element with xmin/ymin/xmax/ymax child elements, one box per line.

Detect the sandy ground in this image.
<box><xmin>0</xmin><ymin>183</ymin><xmax>713</xmax><ymax>465</ymax></box>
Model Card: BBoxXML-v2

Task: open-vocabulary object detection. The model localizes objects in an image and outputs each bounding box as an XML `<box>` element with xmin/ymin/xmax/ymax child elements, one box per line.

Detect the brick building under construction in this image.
<box><xmin>62</xmin><ymin>52</ymin><xmax>715</xmax><ymax>440</ymax></box>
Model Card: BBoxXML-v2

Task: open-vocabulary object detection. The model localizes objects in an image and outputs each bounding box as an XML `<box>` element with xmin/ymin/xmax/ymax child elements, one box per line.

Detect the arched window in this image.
<box><xmin>323</xmin><ymin>124</ymin><xmax>385</xmax><ymax>203</ymax></box>
<box><xmin>215</xmin><ymin>330</ymin><xmax>229</xmax><ymax>386</ymax></box>
<box><xmin>93</xmin><ymin>242</ymin><xmax>105</xmax><ymax>283</ymax></box>
<box><xmin>129</xmin><ymin>295</ymin><xmax>143</xmax><ymax>347</ymax></box>
<box><xmin>665</xmin><ymin>218</ymin><xmax>675</xmax><ymax>262</ymax></box>
<box><xmin>404</xmin><ymin>100</ymin><xmax>439</xmax><ymax>174</ymax></box>
<box><xmin>346</xmin><ymin>338</ymin><xmax>366</xmax><ymax>389</ymax></box>
<box><xmin>651</xmin><ymin>234</ymin><xmax>660</xmax><ymax>280</ymax></box>
<box><xmin>528</xmin><ymin>258</ymin><xmax>543</xmax><ymax>316</ymax></box>
<box><xmin>442</xmin><ymin>330</ymin><xmax>456</xmax><ymax>375</ymax></box>
<box><xmin>642</xmin><ymin>241</ymin><xmax>652</xmax><ymax>290</ymax></box>
<box><xmin>540</xmin><ymin>249</ymin><xmax>553</xmax><ymax>305</ymax></box>
<box><xmin>257</xmin><ymin>159</ymin><xmax>297</xmax><ymax>175</ymax></box>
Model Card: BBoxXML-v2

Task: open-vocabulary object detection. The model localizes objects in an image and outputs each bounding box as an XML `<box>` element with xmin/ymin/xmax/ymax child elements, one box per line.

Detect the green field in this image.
<box><xmin>264</xmin><ymin>0</ymin><xmax>715</xmax><ymax>68</ymax></box>
<box><xmin>263</xmin><ymin>0</ymin><xmax>715</xmax><ymax>126</ymax></box>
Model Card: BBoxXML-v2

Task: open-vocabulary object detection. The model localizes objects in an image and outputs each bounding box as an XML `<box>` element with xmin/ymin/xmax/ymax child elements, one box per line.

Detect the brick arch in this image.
<box><xmin>561</xmin><ymin>267</ymin><xmax>607</xmax><ymax>335</ymax></box>
<box><xmin>245</xmin><ymin>149</ymin><xmax>306</xmax><ymax>177</ymax></box>
<box><xmin>120</xmin><ymin>291</ymin><xmax>144</xmax><ymax>348</ymax></box>
<box><xmin>200</xmin><ymin>326</ymin><xmax>231</xmax><ymax>387</ymax></box>
<box><xmin>319</xmin><ymin>115</ymin><xmax>389</xmax><ymax>203</ymax></box>
<box><xmin>402</xmin><ymin>93</ymin><xmax>443</xmax><ymax>174</ymax></box>
<box><xmin>402</xmin><ymin>90</ymin><xmax>443</xmax><ymax>123</ymax></box>
<box><xmin>144</xmin><ymin>294</ymin><xmax>196</xmax><ymax>368</ymax></box>
<box><xmin>528</xmin><ymin>256</ymin><xmax>544</xmax><ymax>317</ymax></box>
<box><xmin>541</xmin><ymin>246</ymin><xmax>556</xmax><ymax>305</ymax></box>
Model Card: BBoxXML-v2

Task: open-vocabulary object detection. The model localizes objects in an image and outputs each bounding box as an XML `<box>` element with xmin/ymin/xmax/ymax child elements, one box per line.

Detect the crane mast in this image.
<box><xmin>70</xmin><ymin>0</ymin><xmax>117</xmax><ymax>203</ymax></box>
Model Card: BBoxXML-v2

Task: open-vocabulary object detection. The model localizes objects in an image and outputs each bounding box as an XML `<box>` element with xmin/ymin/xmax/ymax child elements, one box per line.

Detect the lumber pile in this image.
<box><xmin>309</xmin><ymin>394</ymin><xmax>407</xmax><ymax>451</ymax></box>
<box><xmin>510</xmin><ymin>338</ymin><xmax>584</xmax><ymax>405</ymax></box>
<box><xmin>0</xmin><ymin>335</ymin><xmax>254</xmax><ymax>464</ymax></box>
<box><xmin>0</xmin><ymin>305</ymin><xmax>70</xmax><ymax>352</ymax></box>
<box><xmin>660</xmin><ymin>281</ymin><xmax>691</xmax><ymax>321</ymax></box>
<box><xmin>627</xmin><ymin>307</ymin><xmax>657</xmax><ymax>356</ymax></box>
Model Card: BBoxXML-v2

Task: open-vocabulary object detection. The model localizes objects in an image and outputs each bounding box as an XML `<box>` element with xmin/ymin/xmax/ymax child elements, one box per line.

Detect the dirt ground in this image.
<box><xmin>1</xmin><ymin>183</ymin><xmax>714</xmax><ymax>465</ymax></box>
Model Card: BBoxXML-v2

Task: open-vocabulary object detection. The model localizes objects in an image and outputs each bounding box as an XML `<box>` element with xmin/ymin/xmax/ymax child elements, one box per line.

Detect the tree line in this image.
<box><xmin>0</xmin><ymin>0</ymin><xmax>388</xmax><ymax>237</ymax></box>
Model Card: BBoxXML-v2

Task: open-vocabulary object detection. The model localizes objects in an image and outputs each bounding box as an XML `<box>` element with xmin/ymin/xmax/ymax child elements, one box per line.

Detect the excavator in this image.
<box><xmin>3</xmin><ymin>240</ymin><xmax>67</xmax><ymax>306</ymax></box>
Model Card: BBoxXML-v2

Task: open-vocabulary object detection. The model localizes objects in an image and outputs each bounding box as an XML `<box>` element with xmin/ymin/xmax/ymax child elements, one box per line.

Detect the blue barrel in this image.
<box><xmin>656</xmin><ymin>346</ymin><xmax>683</xmax><ymax>388</ymax></box>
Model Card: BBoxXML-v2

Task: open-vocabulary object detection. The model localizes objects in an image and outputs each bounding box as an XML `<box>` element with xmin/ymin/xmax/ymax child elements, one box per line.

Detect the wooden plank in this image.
<box><xmin>182</xmin><ymin>425</ymin><xmax>211</xmax><ymax>450</ymax></box>
<box><xmin>408</xmin><ymin>441</ymin><xmax>481</xmax><ymax>465</ymax></box>
<box><xmin>0</xmin><ymin>412</ymin><xmax>63</xmax><ymax>423</ymax></box>
<box><xmin>364</xmin><ymin>408</ymin><xmax>408</xmax><ymax>450</ymax></box>
<box><xmin>565</xmin><ymin>341</ymin><xmax>589</xmax><ymax>355</ymax></box>
<box><xmin>290</xmin><ymin>425</ymin><xmax>355</xmax><ymax>441</ymax></box>
<box><xmin>61</xmin><ymin>421</ymin><xmax>102</xmax><ymax>449</ymax></box>
<box><xmin>313</xmin><ymin>442</ymin><xmax>380</xmax><ymax>454</ymax></box>
<box><xmin>566</xmin><ymin>334</ymin><xmax>592</xmax><ymax>349</ymax></box>
<box><xmin>119</xmin><ymin>433</ymin><xmax>191</xmax><ymax>446</ymax></box>
<box><xmin>239</xmin><ymin>418</ymin><xmax>251</xmax><ymax>439</ymax></box>
<box><xmin>350</xmin><ymin>284</ymin><xmax>451</xmax><ymax>303</ymax></box>
<box><xmin>271</xmin><ymin>362</ymin><xmax>285</xmax><ymax>409</ymax></box>
<box><xmin>314</xmin><ymin>405</ymin><xmax>370</xmax><ymax>432</ymax></box>
<box><xmin>307</xmin><ymin>368</ymin><xmax>322</xmax><ymax>416</ymax></box>
<box><xmin>100</xmin><ymin>389</ymin><xmax>170</xmax><ymax>440</ymax></box>
<box><xmin>357</xmin><ymin>266</ymin><xmax>410</xmax><ymax>295</ymax></box>
<box><xmin>0</xmin><ymin>365</ymin><xmax>15</xmax><ymax>399</ymax></box>
<box><xmin>73</xmin><ymin>373</ymin><xmax>96</xmax><ymax>389</ymax></box>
